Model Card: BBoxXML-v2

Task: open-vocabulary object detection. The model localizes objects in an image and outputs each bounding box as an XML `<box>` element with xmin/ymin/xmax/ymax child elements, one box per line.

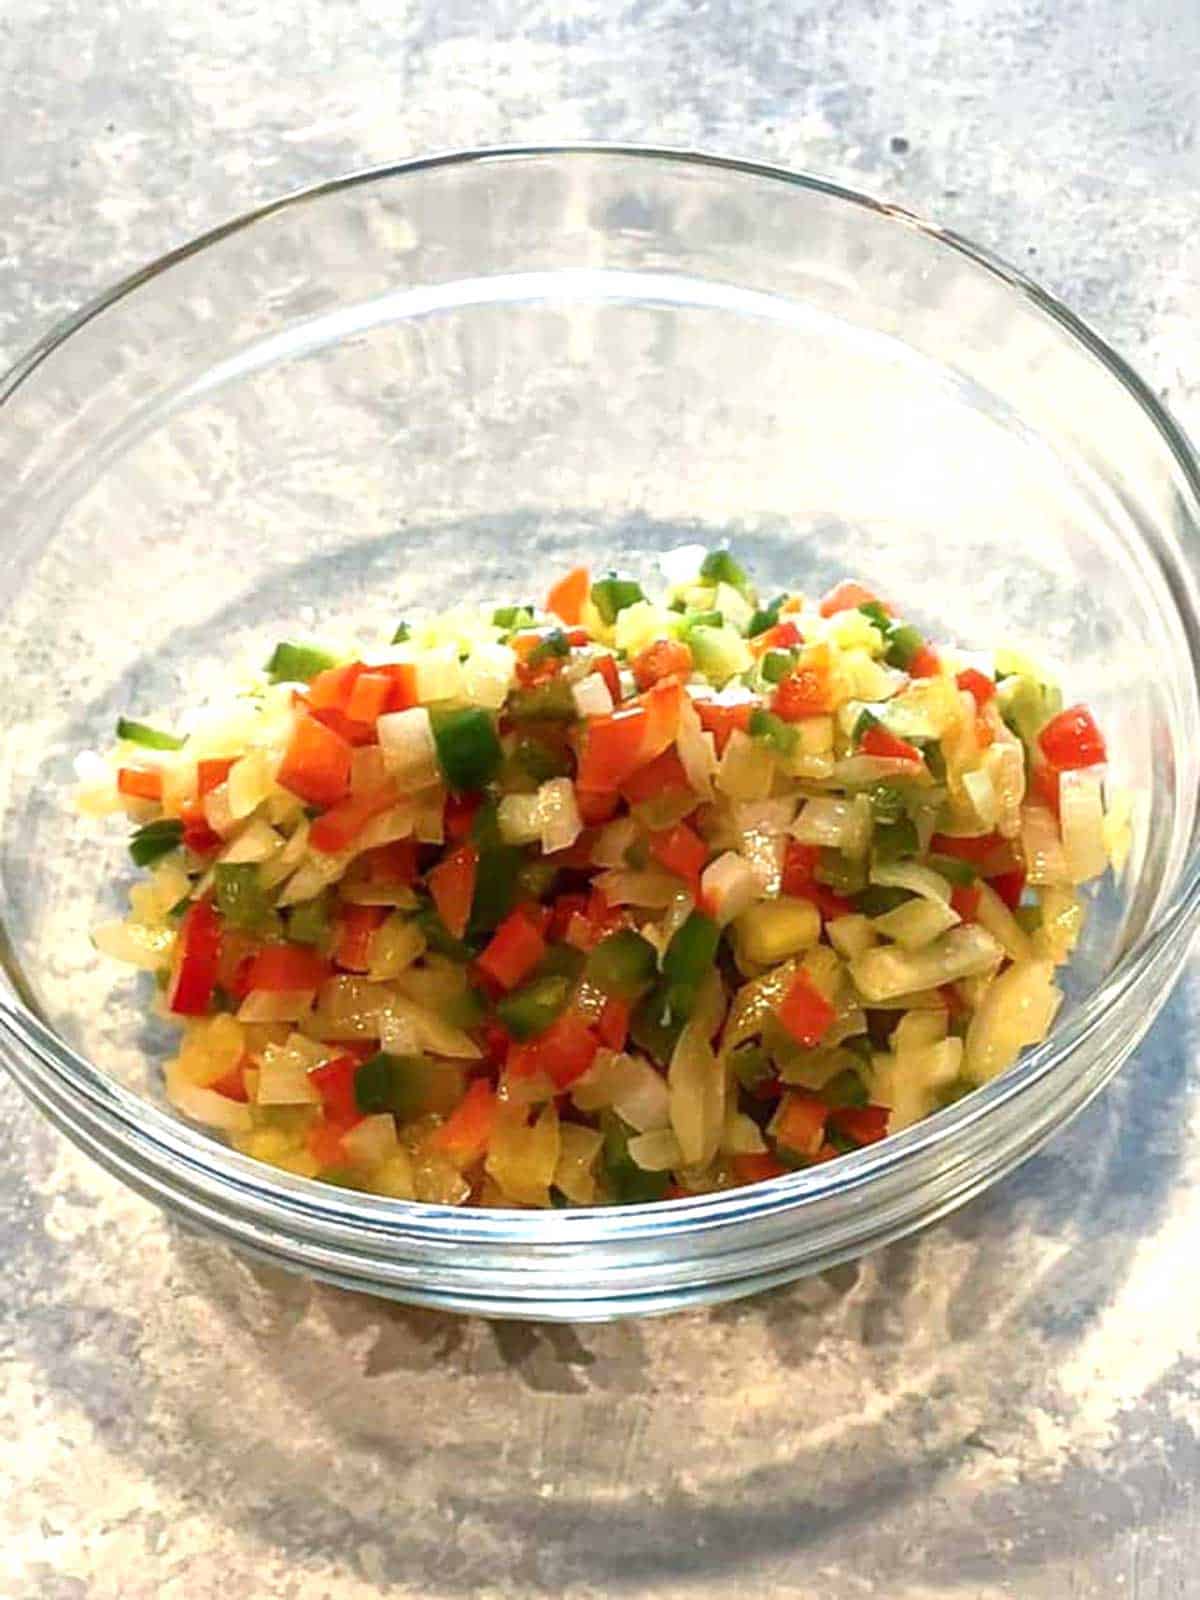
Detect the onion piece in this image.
<box><xmin>237</xmin><ymin>988</ymin><xmax>317</xmax><ymax>1024</ymax></box>
<box><xmin>851</xmin><ymin>925</ymin><xmax>1003</xmax><ymax>1002</ymax></box>
<box><xmin>870</xmin><ymin>860</ymin><xmax>953</xmax><ymax>904</ymax></box>
<box><xmin>1021</xmin><ymin>803</ymin><xmax>1069</xmax><ymax>886</ymax></box>
<box><xmin>93</xmin><ymin>919</ymin><xmax>176</xmax><ymax>971</ymax></box>
<box><xmin>571</xmin><ymin>674</ymin><xmax>614</xmax><ymax>719</ymax></box>
<box><xmin>342</xmin><ymin>1113</ymin><xmax>400</xmax><ymax>1166</ymax></box>
<box><xmin>1059</xmin><ymin>767</ymin><xmax>1108</xmax><ymax>885</ymax></box>
<box><xmin>675</xmin><ymin>693</ymin><xmax>717</xmax><ymax>799</ymax></box>
<box><xmin>872</xmin><ymin>897</ymin><xmax>960</xmax><ymax>951</ymax></box>
<box><xmin>165</xmin><ymin>1064</ymin><xmax>253</xmax><ymax>1132</ymax></box>
<box><xmin>628</xmin><ymin>1128</ymin><xmax>685</xmax><ymax>1172</ymax></box>
<box><xmin>377</xmin><ymin>706</ymin><xmax>439</xmax><ymax>789</ymax></box>
<box><xmin>593</xmin><ymin>866</ymin><xmax>683</xmax><ymax>908</ymax></box>
<box><xmin>964</xmin><ymin>959</ymin><xmax>1062</xmax><ymax>1083</ymax></box>
<box><xmin>700</xmin><ymin>851</ymin><xmax>761</xmax><ymax>925</ymax></box>
<box><xmin>668</xmin><ymin>1023</ymin><xmax>724</xmax><ymax>1168</ymax></box>
<box><xmin>793</xmin><ymin>795</ymin><xmax>872</xmax><ymax>858</ymax></box>
<box><xmin>974</xmin><ymin>881</ymin><xmax>1033</xmax><ymax>962</ymax></box>
<box><xmin>219</xmin><ymin>817</ymin><xmax>283</xmax><ymax>865</ymax></box>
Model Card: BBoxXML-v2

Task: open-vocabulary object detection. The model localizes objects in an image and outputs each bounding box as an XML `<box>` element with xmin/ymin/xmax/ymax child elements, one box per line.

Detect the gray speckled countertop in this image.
<box><xmin>4</xmin><ymin>5</ymin><xmax>1200</xmax><ymax>1597</ymax></box>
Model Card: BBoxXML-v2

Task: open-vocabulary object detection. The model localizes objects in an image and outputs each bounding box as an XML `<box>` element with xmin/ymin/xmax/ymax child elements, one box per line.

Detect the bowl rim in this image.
<box><xmin>3</xmin><ymin>141</ymin><xmax>1200</xmax><ymax>1244</ymax></box>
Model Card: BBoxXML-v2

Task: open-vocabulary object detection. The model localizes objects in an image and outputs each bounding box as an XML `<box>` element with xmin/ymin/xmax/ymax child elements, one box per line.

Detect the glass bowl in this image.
<box><xmin>2</xmin><ymin>146</ymin><xmax>1199</xmax><ymax>1321</ymax></box>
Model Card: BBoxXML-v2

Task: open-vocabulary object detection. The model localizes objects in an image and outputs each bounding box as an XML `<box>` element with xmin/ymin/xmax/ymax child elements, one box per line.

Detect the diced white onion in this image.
<box><xmin>964</xmin><ymin>959</ymin><xmax>1062</xmax><ymax>1083</ymax></box>
<box><xmin>591</xmin><ymin>815</ymin><xmax>639</xmax><ymax>868</ymax></box>
<box><xmin>255</xmin><ymin>1057</ymin><xmax>321</xmax><ymax>1105</ymax></box>
<box><xmin>342</xmin><ymin>1113</ymin><xmax>400</xmax><ymax>1166</ymax></box>
<box><xmin>237</xmin><ymin>988</ymin><xmax>317</xmax><ymax>1024</ymax></box>
<box><xmin>1021</xmin><ymin>803</ymin><xmax>1069</xmax><ymax>886</ymax></box>
<box><xmin>377</xmin><ymin>707</ymin><xmax>439</xmax><ymax>789</ymax></box>
<box><xmin>675</xmin><ymin>693</ymin><xmax>716</xmax><ymax>799</ymax></box>
<box><xmin>571</xmin><ymin>674</ymin><xmax>614</xmax><ymax>719</ymax></box>
<box><xmin>872</xmin><ymin>897</ymin><xmax>960</xmax><ymax>950</ymax></box>
<box><xmin>165</xmin><ymin>1064</ymin><xmax>252</xmax><ymax>1132</ymax></box>
<box><xmin>793</xmin><ymin>795</ymin><xmax>872</xmax><ymax>858</ymax></box>
<box><xmin>219</xmin><ymin>817</ymin><xmax>283</xmax><ymax>865</ymax></box>
<box><xmin>716</xmin><ymin>730</ymin><xmax>775</xmax><ymax>801</ymax></box>
<box><xmin>628</xmin><ymin>1128</ymin><xmax>685</xmax><ymax>1171</ymax></box>
<box><xmin>227</xmin><ymin>749</ymin><xmax>277</xmax><ymax>821</ymax></box>
<box><xmin>1059</xmin><ymin>767</ymin><xmax>1109</xmax><ymax>885</ymax></box>
<box><xmin>414</xmin><ymin>645</ymin><xmax>463</xmax><ymax>703</ymax></box>
<box><xmin>497</xmin><ymin>793</ymin><xmax>542</xmax><ymax>846</ymax></box>
<box><xmin>700</xmin><ymin>852</ymin><xmax>761</xmax><ymax>925</ymax></box>
<box><xmin>961</xmin><ymin>767</ymin><xmax>997</xmax><ymax>830</ymax></box>
<box><xmin>870</xmin><ymin>860</ymin><xmax>953</xmax><ymax>903</ymax></box>
<box><xmin>851</xmin><ymin>925</ymin><xmax>1003</xmax><ymax>1001</ymax></box>
<box><xmin>974</xmin><ymin>881</ymin><xmax>1033</xmax><ymax>962</ymax></box>
<box><xmin>538</xmin><ymin>777</ymin><xmax>583</xmax><ymax>855</ymax></box>
<box><xmin>593</xmin><ymin>866</ymin><xmax>683</xmax><ymax>907</ymax></box>
<box><xmin>460</xmin><ymin>643</ymin><xmax>515</xmax><ymax>709</ymax></box>
<box><xmin>93</xmin><ymin>919</ymin><xmax>176</xmax><ymax>970</ymax></box>
<box><xmin>668</xmin><ymin>1023</ymin><xmax>724</xmax><ymax>1168</ymax></box>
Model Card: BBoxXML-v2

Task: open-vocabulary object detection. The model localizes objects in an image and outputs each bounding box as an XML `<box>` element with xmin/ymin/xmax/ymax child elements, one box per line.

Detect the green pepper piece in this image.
<box><xmin>129</xmin><ymin>818</ymin><xmax>184</xmax><ymax>867</ymax></box>
<box><xmin>824</xmin><ymin>1127</ymin><xmax>859</xmax><ymax>1154</ymax></box>
<box><xmin>698</xmin><ymin>548</ymin><xmax>753</xmax><ymax>599</ymax></box>
<box><xmin>817</xmin><ymin>848</ymin><xmax>868</xmax><ymax>895</ymax></box>
<box><xmin>213</xmin><ymin>862</ymin><xmax>273</xmax><ymax>931</ymax></box>
<box><xmin>914</xmin><ymin>738</ymin><xmax>947</xmax><ymax>781</ymax></box>
<box><xmin>749</xmin><ymin>707</ymin><xmax>798</xmax><ymax>758</ymax></box>
<box><xmin>857</xmin><ymin>600</ymin><xmax>893</xmax><ymax>635</ymax></box>
<box><xmin>884</xmin><ymin>624</ymin><xmax>925</xmax><ymax>672</ymax></box>
<box><xmin>507</xmin><ymin>680</ymin><xmax>578</xmax><ymax>724</ymax></box>
<box><xmin>430</xmin><ymin>707</ymin><xmax>503</xmax><ymax>793</ymax></box>
<box><xmin>760</xmin><ymin>648</ymin><xmax>794</xmax><ymax>685</ymax></box>
<box><xmin>524</xmin><ymin>628</ymin><xmax>571</xmax><ymax>668</ymax></box>
<box><xmin>600</xmin><ymin>1112</ymin><xmax>670</xmax><ymax>1204</ymax></box>
<box><xmin>678</xmin><ymin>608</ymin><xmax>724</xmax><ymax>635</ymax></box>
<box><xmin>747</xmin><ymin>594</ymin><xmax>786</xmax><ymax>637</ymax></box>
<box><xmin>390</xmin><ymin>621</ymin><xmax>412</xmax><ymax>644</ymax></box>
<box><xmin>630</xmin><ymin>983</ymin><xmax>684</xmax><ymax>1066</ymax></box>
<box><xmin>867</xmin><ymin>783</ymin><xmax>909</xmax><ymax>826</ymax></box>
<box><xmin>925</xmin><ymin>852</ymin><xmax>978</xmax><ymax>887</ymax></box>
<box><xmin>491</xmin><ymin>604</ymin><xmax>536</xmax><ymax>632</ymax></box>
<box><xmin>496</xmin><ymin>976</ymin><xmax>570</xmax><ymax>1041</ymax></box>
<box><xmin>661</xmin><ymin>912</ymin><xmax>721</xmax><ymax>1024</ymax></box>
<box><xmin>516</xmin><ymin>858</ymin><xmax>559</xmax><ymax>901</ymax></box>
<box><xmin>115</xmin><ymin>717</ymin><xmax>185</xmax><ymax>751</ymax></box>
<box><xmin>513</xmin><ymin>737</ymin><xmax>573</xmax><ymax>784</ymax></box>
<box><xmin>853</xmin><ymin>707</ymin><xmax>881</xmax><ymax>744</ymax></box>
<box><xmin>265</xmin><ymin>640</ymin><xmax>339</xmax><ymax>684</ymax></box>
<box><xmin>536</xmin><ymin>942</ymin><xmax>586</xmax><ymax>983</ymax></box>
<box><xmin>823</xmin><ymin>1068</ymin><xmax>869</xmax><ymax>1109</ymax></box>
<box><xmin>354</xmin><ymin>1051</ymin><xmax>432</xmax><ymax>1117</ymax></box>
<box><xmin>1013</xmin><ymin>905</ymin><xmax>1042</xmax><ymax>935</ymax></box>
<box><xmin>585</xmin><ymin>928</ymin><xmax>659</xmax><ymax>998</ymax></box>
<box><xmin>468</xmin><ymin>847</ymin><xmax>522</xmax><ymax>937</ymax></box>
<box><xmin>442</xmin><ymin>986</ymin><xmax>488</xmax><ymax>1031</ymax></box>
<box><xmin>872</xmin><ymin>817</ymin><xmax>920</xmax><ymax>865</ymax></box>
<box><xmin>590</xmin><ymin>573</ymin><xmax>646</xmax><ymax>625</ymax></box>
<box><xmin>167</xmin><ymin>895</ymin><xmax>192</xmax><ymax>920</ymax></box>
<box><xmin>731</xmin><ymin>1043</ymin><xmax>774</xmax><ymax>1094</ymax></box>
<box><xmin>854</xmin><ymin>884</ymin><xmax>916</xmax><ymax>917</ymax></box>
<box><xmin>286</xmin><ymin>891</ymin><xmax>333</xmax><ymax>946</ymax></box>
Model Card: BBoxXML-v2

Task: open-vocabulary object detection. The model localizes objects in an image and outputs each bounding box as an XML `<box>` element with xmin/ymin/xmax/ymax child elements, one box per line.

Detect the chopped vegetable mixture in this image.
<box><xmin>79</xmin><ymin>547</ymin><xmax>1129</xmax><ymax>1207</ymax></box>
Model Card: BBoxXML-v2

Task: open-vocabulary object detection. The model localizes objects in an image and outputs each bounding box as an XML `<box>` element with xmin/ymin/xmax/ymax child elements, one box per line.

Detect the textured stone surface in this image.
<box><xmin>3</xmin><ymin>3</ymin><xmax>1200</xmax><ymax>1597</ymax></box>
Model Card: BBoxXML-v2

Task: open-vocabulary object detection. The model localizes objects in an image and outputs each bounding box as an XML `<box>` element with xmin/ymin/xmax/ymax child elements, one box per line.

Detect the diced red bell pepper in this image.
<box><xmin>576</xmin><ymin>703</ymin><xmax>650</xmax><ymax>791</ymax></box>
<box><xmin>1032</xmin><ymin>762</ymin><xmax>1062</xmax><ymax>817</ymax></box>
<box><xmin>640</xmin><ymin>681</ymin><xmax>685</xmax><ymax>764</ymax></box>
<box><xmin>620</xmin><ymin>747</ymin><xmax>691</xmax><ymax>806</ymax></box>
<box><xmin>592</xmin><ymin>654</ymin><xmax>622</xmax><ymax>703</ymax></box>
<box><xmin>507</xmin><ymin>1010</ymin><xmax>600</xmax><ymax>1090</ymax></box>
<box><xmin>827</xmin><ymin>1104</ymin><xmax>889</xmax><ymax>1145</ymax></box>
<box><xmin>989</xmin><ymin>867</ymin><xmax>1027</xmax><ymax>910</ymax></box>
<box><xmin>168</xmin><ymin>899</ymin><xmax>222</xmax><ymax>1016</ymax></box>
<box><xmin>939</xmin><ymin>982</ymin><xmax>968</xmax><ymax>1019</ymax></box>
<box><xmin>427</xmin><ymin>1078</ymin><xmax>499</xmax><ymax>1166</ymax></box>
<box><xmin>197</xmin><ymin>756</ymin><xmax>237</xmax><ymax>797</ymax></box>
<box><xmin>566</xmin><ymin>627</ymin><xmax>592</xmax><ymax>648</ymax></box>
<box><xmin>365</xmin><ymin>839</ymin><xmax>420</xmax><ymax>886</ymax></box>
<box><xmin>443</xmin><ymin>791</ymin><xmax>483</xmax><ymax>844</ymax></box>
<box><xmin>310</xmin><ymin>706</ymin><xmax>377</xmax><ymax>748</ymax></box>
<box><xmin>975</xmin><ymin>714</ymin><xmax>995</xmax><ymax>750</ymax></box>
<box><xmin>631</xmin><ymin>638</ymin><xmax>693</xmax><ymax>692</ymax></box>
<box><xmin>117</xmin><ymin>767</ymin><xmax>163</xmax><ymax>802</ymax></box>
<box><xmin>818</xmin><ymin>579</ymin><xmax>889</xmax><ymax>618</ymax></box>
<box><xmin>576</xmin><ymin>788</ymin><xmax>621</xmax><ymax>826</ymax></box>
<box><xmin>308</xmin><ymin>780</ymin><xmax>399</xmax><ymax>853</ymax></box>
<box><xmin>595</xmin><ymin>994</ymin><xmax>631</xmax><ymax>1051</ymax></box>
<box><xmin>907</xmin><ymin>645</ymin><xmax>941</xmax><ymax>679</ymax></box>
<box><xmin>860</xmin><ymin>723</ymin><xmax>923</xmax><ymax>763</ymax></box>
<box><xmin>731</xmin><ymin>1151</ymin><xmax>788</xmax><ymax>1184</ymax></box>
<box><xmin>1038</xmin><ymin>704</ymin><xmax>1107</xmax><ymax>770</ymax></box>
<box><xmin>307</xmin><ymin>663</ymin><xmax>364</xmax><ymax>713</ymax></box>
<box><xmin>513</xmin><ymin>630</ymin><xmax>567</xmax><ymax>689</ymax></box>
<box><xmin>950</xmin><ymin>883</ymin><xmax>981</xmax><ymax>922</ymax></box>
<box><xmin>278</xmin><ymin>714</ymin><xmax>353</xmax><ymax>808</ymax></box>
<box><xmin>548</xmin><ymin>892</ymin><xmax>590</xmax><ymax>941</ymax></box>
<box><xmin>344</xmin><ymin>670</ymin><xmax>396</xmax><ymax>724</ymax></box>
<box><xmin>929</xmin><ymin>831</ymin><xmax>1017</xmax><ymax>877</ymax></box>
<box><xmin>479</xmin><ymin>1018</ymin><xmax>512</xmax><ymax>1069</ymax></box>
<box><xmin>771</xmin><ymin>645</ymin><xmax>834</xmax><ymax>720</ymax></box>
<box><xmin>780</xmin><ymin>839</ymin><xmax>821</xmax><ymax>895</ymax></box>
<box><xmin>777</xmin><ymin>970</ymin><xmax>836</xmax><ymax>1049</ymax></box>
<box><xmin>773</xmin><ymin>1090</ymin><xmax>830</xmax><ymax>1156</ymax></box>
<box><xmin>956</xmin><ymin>668</ymin><xmax>996</xmax><ymax>708</ymax></box>
<box><xmin>750</xmin><ymin>620</ymin><xmax>804</xmax><ymax>657</ymax></box>
<box><xmin>694</xmin><ymin>699</ymin><xmax>753</xmax><ymax>755</ymax></box>
<box><xmin>427</xmin><ymin>844</ymin><xmax>478</xmax><ymax>939</ymax></box>
<box><xmin>243</xmin><ymin>943</ymin><xmax>332</xmax><ymax>992</ymax></box>
<box><xmin>476</xmin><ymin>907</ymin><xmax>547</xmax><ymax>991</ymax></box>
<box><xmin>210</xmin><ymin>1061</ymin><xmax>250</xmax><ymax>1103</ymax></box>
<box><xmin>649</xmin><ymin>821</ymin><xmax>708</xmax><ymax>888</ymax></box>
<box><xmin>335</xmin><ymin>905</ymin><xmax>387</xmax><ymax>973</ymax></box>
<box><xmin>309</xmin><ymin>1054</ymin><xmax>361</xmax><ymax>1123</ymax></box>
<box><xmin>545</xmin><ymin>565</ymin><xmax>590</xmax><ymax>626</ymax></box>
<box><xmin>307</xmin><ymin>1115</ymin><xmax>362</xmax><ymax>1168</ymax></box>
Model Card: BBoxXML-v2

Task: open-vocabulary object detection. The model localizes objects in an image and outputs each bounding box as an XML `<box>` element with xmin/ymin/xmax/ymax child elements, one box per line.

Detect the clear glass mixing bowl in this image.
<box><xmin>2</xmin><ymin>146</ymin><xmax>1199</xmax><ymax>1320</ymax></box>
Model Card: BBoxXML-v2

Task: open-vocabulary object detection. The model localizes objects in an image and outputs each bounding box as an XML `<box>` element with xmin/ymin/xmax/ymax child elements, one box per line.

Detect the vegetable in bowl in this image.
<box><xmin>78</xmin><ymin>547</ymin><xmax>1127</xmax><ymax>1207</ymax></box>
